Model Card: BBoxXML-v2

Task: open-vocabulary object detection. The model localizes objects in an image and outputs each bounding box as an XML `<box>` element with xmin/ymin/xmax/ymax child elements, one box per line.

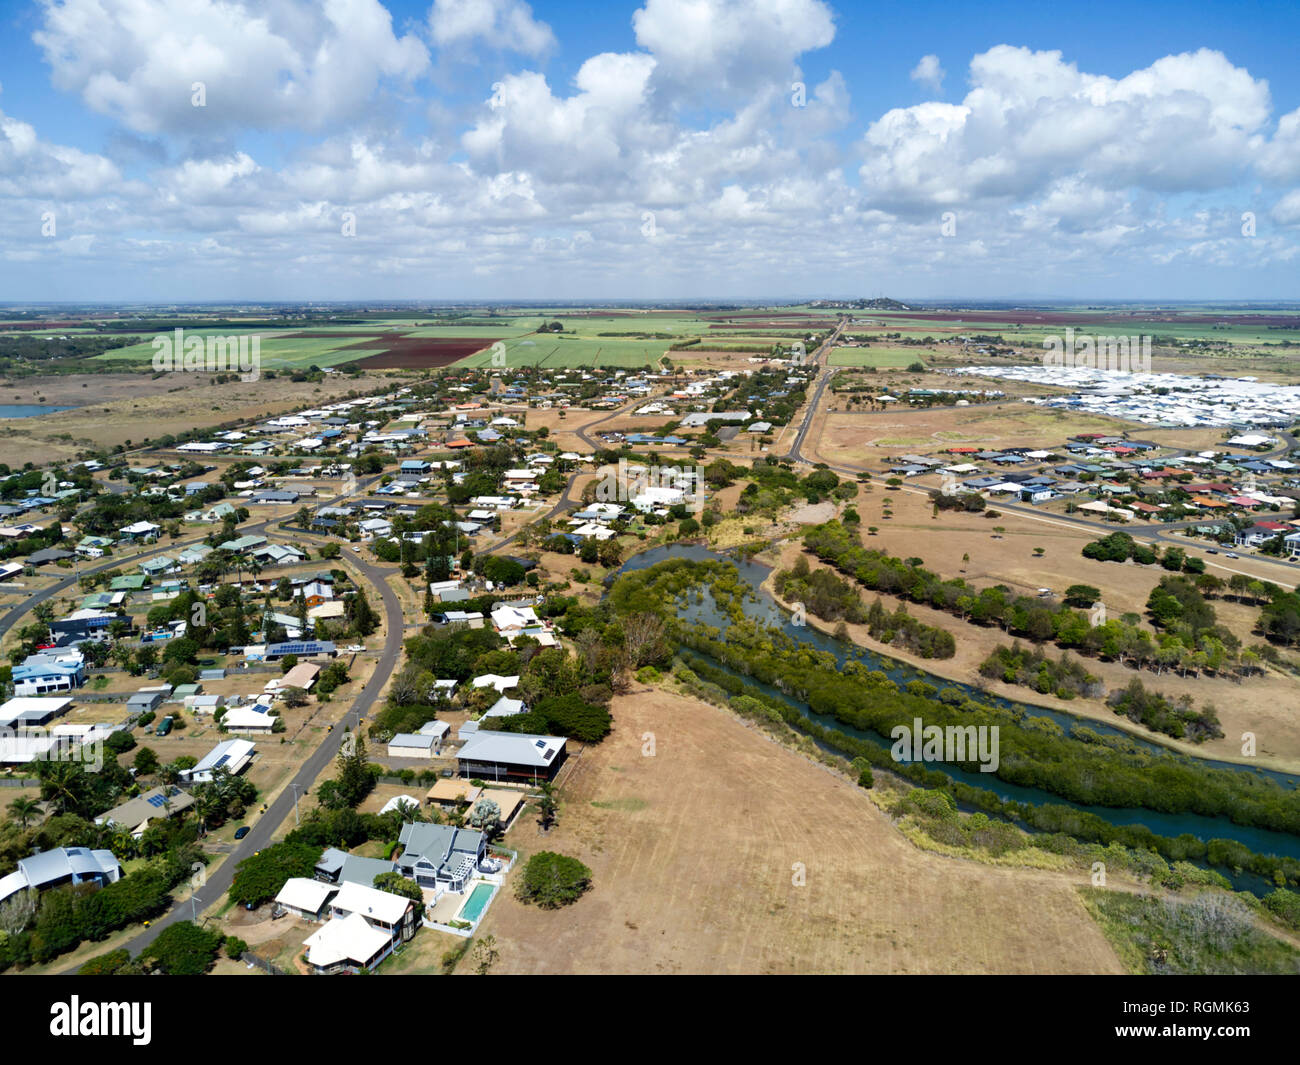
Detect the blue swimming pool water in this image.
<box><xmin>458</xmin><ymin>882</ymin><xmax>494</xmax><ymax>924</ymax></box>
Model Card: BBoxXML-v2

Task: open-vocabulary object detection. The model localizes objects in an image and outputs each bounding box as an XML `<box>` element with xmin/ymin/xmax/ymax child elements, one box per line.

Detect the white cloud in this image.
<box><xmin>33</xmin><ymin>0</ymin><xmax>430</xmax><ymax>135</ymax></box>
<box><xmin>632</xmin><ymin>0</ymin><xmax>835</xmax><ymax>102</ymax></box>
<box><xmin>428</xmin><ymin>0</ymin><xmax>555</xmax><ymax>56</ymax></box>
<box><xmin>4</xmin><ymin>14</ymin><xmax>1300</xmax><ymax>298</ymax></box>
<box><xmin>909</xmin><ymin>54</ymin><xmax>944</xmax><ymax>93</ymax></box>
<box><xmin>0</xmin><ymin>107</ymin><xmax>120</xmax><ymax>199</ymax></box>
<box><xmin>862</xmin><ymin>46</ymin><xmax>1272</xmax><ymax>214</ymax></box>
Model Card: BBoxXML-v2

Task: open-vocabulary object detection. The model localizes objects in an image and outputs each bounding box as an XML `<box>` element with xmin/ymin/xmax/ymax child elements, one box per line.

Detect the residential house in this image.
<box><xmin>95</xmin><ymin>786</ymin><xmax>194</xmax><ymax>837</ymax></box>
<box><xmin>395</xmin><ymin>823</ymin><xmax>486</xmax><ymax>892</ymax></box>
<box><xmin>457</xmin><ymin>731</ymin><xmax>566</xmax><ymax>784</ymax></box>
<box><xmin>0</xmin><ymin>847</ymin><xmax>121</xmax><ymax>907</ymax></box>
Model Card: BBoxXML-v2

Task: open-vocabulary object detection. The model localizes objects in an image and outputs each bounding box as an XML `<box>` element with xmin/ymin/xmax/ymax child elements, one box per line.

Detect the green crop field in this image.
<box><xmin>92</xmin><ymin>329</ymin><xmax>379</xmax><ymax>369</ymax></box>
<box><xmin>828</xmin><ymin>347</ymin><xmax>925</xmax><ymax>368</ymax></box>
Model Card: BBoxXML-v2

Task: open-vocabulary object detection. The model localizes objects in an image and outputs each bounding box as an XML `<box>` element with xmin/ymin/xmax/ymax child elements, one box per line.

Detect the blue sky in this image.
<box><xmin>0</xmin><ymin>0</ymin><xmax>1297</xmax><ymax>301</ymax></box>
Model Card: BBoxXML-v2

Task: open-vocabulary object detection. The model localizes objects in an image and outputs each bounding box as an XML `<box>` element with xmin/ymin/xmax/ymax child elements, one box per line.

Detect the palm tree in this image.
<box><xmin>7</xmin><ymin>796</ymin><xmax>40</xmax><ymax>829</ymax></box>
<box><xmin>40</xmin><ymin>761</ymin><xmax>85</xmax><ymax>816</ymax></box>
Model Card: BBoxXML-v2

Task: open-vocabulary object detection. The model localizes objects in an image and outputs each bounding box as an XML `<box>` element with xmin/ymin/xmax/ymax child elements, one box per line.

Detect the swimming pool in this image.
<box><xmin>457</xmin><ymin>882</ymin><xmax>495</xmax><ymax>924</ymax></box>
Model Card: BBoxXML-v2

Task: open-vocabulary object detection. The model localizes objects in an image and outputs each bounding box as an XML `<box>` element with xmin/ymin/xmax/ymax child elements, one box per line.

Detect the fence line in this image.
<box><xmin>239</xmin><ymin>951</ymin><xmax>291</xmax><ymax>976</ymax></box>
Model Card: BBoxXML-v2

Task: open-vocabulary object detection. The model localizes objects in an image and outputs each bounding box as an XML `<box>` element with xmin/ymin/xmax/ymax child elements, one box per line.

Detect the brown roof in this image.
<box><xmin>425</xmin><ymin>779</ymin><xmax>482</xmax><ymax>804</ymax></box>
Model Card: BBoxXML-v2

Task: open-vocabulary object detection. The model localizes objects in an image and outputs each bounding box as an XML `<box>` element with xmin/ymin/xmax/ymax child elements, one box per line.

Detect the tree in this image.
<box><xmin>0</xmin><ymin>890</ymin><xmax>36</xmax><ymax>935</ymax></box>
<box><xmin>229</xmin><ymin>842</ymin><xmax>323</xmax><ymax>908</ymax></box>
<box><xmin>7</xmin><ymin>795</ymin><xmax>40</xmax><ymax>829</ymax></box>
<box><xmin>133</xmin><ymin>746</ymin><xmax>160</xmax><ymax>776</ymax></box>
<box><xmin>515</xmin><ymin>851</ymin><xmax>592</xmax><ymax>909</ymax></box>
<box><xmin>142</xmin><ymin>920</ymin><xmax>223</xmax><ymax>975</ymax></box>
<box><xmin>470</xmin><ymin>933</ymin><xmax>498</xmax><ymax>975</ymax></box>
<box><xmin>280</xmin><ymin>686</ymin><xmax>309</xmax><ymax>708</ymax></box>
<box><xmin>469</xmin><ymin>798</ymin><xmax>500</xmax><ymax>835</ymax></box>
<box><xmin>1063</xmin><ymin>584</ymin><xmax>1102</xmax><ymax>608</ymax></box>
<box><xmin>373</xmin><ymin>872</ymin><xmax>424</xmax><ymax>916</ymax></box>
<box><xmin>537</xmin><ymin>782</ymin><xmax>557</xmax><ymax>831</ymax></box>
<box><xmin>335</xmin><ymin>732</ymin><xmax>375</xmax><ymax>808</ymax></box>
<box><xmin>621</xmin><ymin>612</ymin><xmax>667</xmax><ymax>671</ymax></box>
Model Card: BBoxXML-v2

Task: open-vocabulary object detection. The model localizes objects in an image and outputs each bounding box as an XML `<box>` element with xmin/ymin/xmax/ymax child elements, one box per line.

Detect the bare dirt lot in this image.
<box><xmin>475</xmin><ymin>687</ymin><xmax>1123</xmax><ymax>975</ymax></box>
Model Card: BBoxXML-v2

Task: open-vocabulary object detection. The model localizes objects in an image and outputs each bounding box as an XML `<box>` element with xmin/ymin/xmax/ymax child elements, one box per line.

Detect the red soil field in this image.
<box><xmin>341</xmin><ymin>336</ymin><xmax>499</xmax><ymax>368</ymax></box>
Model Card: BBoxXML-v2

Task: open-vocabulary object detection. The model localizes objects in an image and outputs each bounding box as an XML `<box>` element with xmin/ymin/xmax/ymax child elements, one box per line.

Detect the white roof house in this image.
<box><xmin>379</xmin><ymin>794</ymin><xmax>423</xmax><ymax>816</ymax></box>
<box><xmin>490</xmin><ymin>605</ymin><xmax>539</xmax><ymax>633</ymax></box>
<box><xmin>274</xmin><ymin>877</ymin><xmax>336</xmax><ymax>921</ymax></box>
<box><xmin>0</xmin><ymin>696</ymin><xmax>72</xmax><ymax>728</ymax></box>
<box><xmin>303</xmin><ymin>912</ymin><xmax>393</xmax><ymax>972</ymax></box>
<box><xmin>221</xmin><ymin>703</ymin><xmax>277</xmax><ymax>733</ymax></box>
<box><xmin>182</xmin><ymin>738</ymin><xmax>256</xmax><ymax>782</ymax></box>
<box><xmin>329</xmin><ymin>879</ymin><xmax>413</xmax><ymax>927</ymax></box>
<box><xmin>484</xmin><ymin>696</ymin><xmax>526</xmax><ymax>719</ymax></box>
<box><xmin>471</xmin><ymin>674</ymin><xmax>519</xmax><ymax>692</ymax></box>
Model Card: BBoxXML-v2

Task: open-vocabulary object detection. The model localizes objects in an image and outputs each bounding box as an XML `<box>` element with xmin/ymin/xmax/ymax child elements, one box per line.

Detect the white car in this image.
<box><xmin>351</xmin><ymin>545</ymin><xmax>362</xmax><ymax>553</ymax></box>
<box><xmin>344</xmin><ymin>644</ymin><xmax>365</xmax><ymax>653</ymax></box>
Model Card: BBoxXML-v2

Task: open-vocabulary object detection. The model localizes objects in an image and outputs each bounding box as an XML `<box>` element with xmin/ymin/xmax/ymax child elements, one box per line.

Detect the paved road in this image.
<box><xmin>61</xmin><ymin>550</ymin><xmax>405</xmax><ymax>968</ymax></box>
<box><xmin>27</xmin><ymin>477</ymin><xmax>399</xmax><ymax>969</ymax></box>
<box><xmin>0</xmin><ymin>471</ymin><xmax>387</xmax><ymax>642</ymax></box>
<box><xmin>784</xmin><ymin>319</ymin><xmax>847</xmax><ymax>465</ymax></box>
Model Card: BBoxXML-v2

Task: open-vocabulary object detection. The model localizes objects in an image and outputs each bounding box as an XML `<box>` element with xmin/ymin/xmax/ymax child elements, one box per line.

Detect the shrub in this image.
<box><xmin>515</xmin><ymin>851</ymin><xmax>592</xmax><ymax>909</ymax></box>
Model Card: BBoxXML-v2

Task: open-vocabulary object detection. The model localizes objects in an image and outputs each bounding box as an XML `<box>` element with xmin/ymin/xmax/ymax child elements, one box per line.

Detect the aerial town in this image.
<box><xmin>0</xmin><ymin>0</ymin><xmax>1296</xmax><ymax>1033</ymax></box>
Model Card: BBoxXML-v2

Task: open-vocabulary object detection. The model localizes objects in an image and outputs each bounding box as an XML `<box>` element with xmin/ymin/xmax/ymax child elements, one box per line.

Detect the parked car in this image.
<box><xmin>233</xmin><ymin>826</ymin><xmax>250</xmax><ymax>840</ymax></box>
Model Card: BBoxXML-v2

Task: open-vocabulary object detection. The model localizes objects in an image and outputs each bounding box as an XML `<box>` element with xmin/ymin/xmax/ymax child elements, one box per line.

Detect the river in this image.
<box><xmin>613</xmin><ymin>544</ymin><xmax>1300</xmax><ymax>879</ymax></box>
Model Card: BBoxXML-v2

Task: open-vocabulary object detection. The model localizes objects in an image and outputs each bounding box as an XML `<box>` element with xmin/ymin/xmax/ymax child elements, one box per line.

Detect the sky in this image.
<box><xmin>0</xmin><ymin>0</ymin><xmax>1297</xmax><ymax>303</ymax></box>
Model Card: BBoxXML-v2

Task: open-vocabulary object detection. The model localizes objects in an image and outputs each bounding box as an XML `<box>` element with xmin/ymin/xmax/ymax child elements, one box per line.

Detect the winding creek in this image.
<box><xmin>613</xmin><ymin>544</ymin><xmax>1300</xmax><ymax>880</ymax></box>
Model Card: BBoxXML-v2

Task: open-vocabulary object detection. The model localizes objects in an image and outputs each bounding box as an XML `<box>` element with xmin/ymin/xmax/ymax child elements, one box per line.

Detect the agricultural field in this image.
<box><xmin>829</xmin><ymin>346</ymin><xmax>927</xmax><ymax>368</ymax></box>
<box><xmin>9</xmin><ymin>306</ymin><xmax>841</xmax><ymax>374</ymax></box>
<box><xmin>848</xmin><ymin>308</ymin><xmax>1300</xmax><ymax>353</ymax></box>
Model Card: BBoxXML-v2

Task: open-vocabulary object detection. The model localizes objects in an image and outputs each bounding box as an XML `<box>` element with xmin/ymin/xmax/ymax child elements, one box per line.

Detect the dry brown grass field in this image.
<box><xmin>0</xmin><ymin>370</ymin><xmax>392</xmax><ymax>468</ymax></box>
<box><xmin>805</xmin><ymin>403</ymin><xmax>1148</xmax><ymax>465</ymax></box>
<box><xmin>475</xmin><ymin>688</ymin><xmax>1124</xmax><ymax>975</ymax></box>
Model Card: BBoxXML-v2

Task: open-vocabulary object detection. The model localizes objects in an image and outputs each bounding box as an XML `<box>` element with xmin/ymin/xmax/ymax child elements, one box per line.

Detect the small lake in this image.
<box><xmin>0</xmin><ymin>404</ymin><xmax>75</xmax><ymax>418</ymax></box>
<box><xmin>613</xmin><ymin>543</ymin><xmax>1300</xmax><ymax>878</ymax></box>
